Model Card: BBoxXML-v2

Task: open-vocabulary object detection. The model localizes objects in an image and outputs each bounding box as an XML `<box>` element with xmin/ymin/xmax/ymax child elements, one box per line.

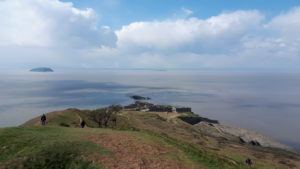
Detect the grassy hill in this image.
<box><xmin>1</xmin><ymin>108</ymin><xmax>300</xmax><ymax>169</ymax></box>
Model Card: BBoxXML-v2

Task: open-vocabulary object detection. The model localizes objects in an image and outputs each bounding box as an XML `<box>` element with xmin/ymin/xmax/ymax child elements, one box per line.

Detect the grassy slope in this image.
<box><xmin>1</xmin><ymin>109</ymin><xmax>300</xmax><ymax>169</ymax></box>
<box><xmin>0</xmin><ymin>127</ymin><xmax>108</xmax><ymax>169</ymax></box>
<box><xmin>117</xmin><ymin>111</ymin><xmax>300</xmax><ymax>169</ymax></box>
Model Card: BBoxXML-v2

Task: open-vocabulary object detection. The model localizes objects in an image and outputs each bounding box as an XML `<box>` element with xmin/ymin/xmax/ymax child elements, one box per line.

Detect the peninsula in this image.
<box><xmin>1</xmin><ymin>102</ymin><xmax>299</xmax><ymax>169</ymax></box>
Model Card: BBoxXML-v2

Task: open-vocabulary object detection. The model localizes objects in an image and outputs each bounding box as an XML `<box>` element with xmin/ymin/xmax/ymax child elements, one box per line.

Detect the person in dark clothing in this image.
<box><xmin>41</xmin><ymin>114</ymin><xmax>46</xmax><ymax>126</ymax></box>
<box><xmin>245</xmin><ymin>158</ymin><xmax>253</xmax><ymax>167</ymax></box>
<box><xmin>80</xmin><ymin>120</ymin><xmax>86</xmax><ymax>128</ymax></box>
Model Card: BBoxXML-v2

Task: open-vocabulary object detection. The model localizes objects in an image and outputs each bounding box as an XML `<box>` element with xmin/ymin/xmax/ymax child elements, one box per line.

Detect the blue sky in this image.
<box><xmin>1</xmin><ymin>0</ymin><xmax>300</xmax><ymax>71</ymax></box>
<box><xmin>64</xmin><ymin>0</ymin><xmax>300</xmax><ymax>29</ymax></box>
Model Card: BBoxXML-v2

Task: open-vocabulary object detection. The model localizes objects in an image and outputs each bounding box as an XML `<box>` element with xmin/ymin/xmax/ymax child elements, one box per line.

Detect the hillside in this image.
<box><xmin>1</xmin><ymin>107</ymin><xmax>300</xmax><ymax>169</ymax></box>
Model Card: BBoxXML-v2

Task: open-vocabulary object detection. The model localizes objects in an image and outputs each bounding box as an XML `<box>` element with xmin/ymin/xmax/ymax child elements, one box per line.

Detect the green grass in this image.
<box><xmin>8</xmin><ymin>109</ymin><xmax>300</xmax><ymax>169</ymax></box>
<box><xmin>1</xmin><ymin>126</ymin><xmax>248</xmax><ymax>169</ymax></box>
<box><xmin>136</xmin><ymin>130</ymin><xmax>252</xmax><ymax>169</ymax></box>
<box><xmin>0</xmin><ymin>126</ymin><xmax>262</xmax><ymax>169</ymax></box>
<box><xmin>0</xmin><ymin>127</ymin><xmax>110</xmax><ymax>169</ymax></box>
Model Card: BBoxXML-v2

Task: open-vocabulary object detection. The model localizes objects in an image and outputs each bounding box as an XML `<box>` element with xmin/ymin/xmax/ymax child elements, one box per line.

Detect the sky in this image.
<box><xmin>1</xmin><ymin>0</ymin><xmax>300</xmax><ymax>71</ymax></box>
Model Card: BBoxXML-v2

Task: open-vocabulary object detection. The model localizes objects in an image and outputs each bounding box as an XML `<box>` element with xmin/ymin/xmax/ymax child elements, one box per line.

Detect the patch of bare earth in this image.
<box><xmin>83</xmin><ymin>132</ymin><xmax>202</xmax><ymax>169</ymax></box>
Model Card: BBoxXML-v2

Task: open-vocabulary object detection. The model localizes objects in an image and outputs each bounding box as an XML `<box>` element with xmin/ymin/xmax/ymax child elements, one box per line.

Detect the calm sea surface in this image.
<box><xmin>0</xmin><ymin>70</ymin><xmax>300</xmax><ymax>150</ymax></box>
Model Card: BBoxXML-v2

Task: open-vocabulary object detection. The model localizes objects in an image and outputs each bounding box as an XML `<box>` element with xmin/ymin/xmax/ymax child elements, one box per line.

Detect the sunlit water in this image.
<box><xmin>0</xmin><ymin>70</ymin><xmax>300</xmax><ymax>151</ymax></box>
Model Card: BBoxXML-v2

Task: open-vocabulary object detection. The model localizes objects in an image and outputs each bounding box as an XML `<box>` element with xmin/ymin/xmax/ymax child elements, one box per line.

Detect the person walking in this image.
<box><xmin>41</xmin><ymin>114</ymin><xmax>46</xmax><ymax>126</ymax></box>
<box><xmin>80</xmin><ymin>120</ymin><xmax>86</xmax><ymax>128</ymax></box>
<box><xmin>245</xmin><ymin>158</ymin><xmax>253</xmax><ymax>167</ymax></box>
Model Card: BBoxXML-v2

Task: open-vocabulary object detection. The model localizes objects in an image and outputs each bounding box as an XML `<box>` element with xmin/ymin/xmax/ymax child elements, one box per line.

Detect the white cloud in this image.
<box><xmin>180</xmin><ymin>7</ymin><xmax>194</xmax><ymax>17</ymax></box>
<box><xmin>233</xmin><ymin>7</ymin><xmax>300</xmax><ymax>70</ymax></box>
<box><xmin>181</xmin><ymin>7</ymin><xmax>193</xmax><ymax>16</ymax></box>
<box><xmin>111</xmin><ymin>9</ymin><xmax>300</xmax><ymax>70</ymax></box>
<box><xmin>0</xmin><ymin>0</ymin><xmax>116</xmax><ymax>48</ymax></box>
<box><xmin>0</xmin><ymin>0</ymin><xmax>300</xmax><ymax>71</ymax></box>
<box><xmin>267</xmin><ymin>7</ymin><xmax>300</xmax><ymax>39</ymax></box>
<box><xmin>116</xmin><ymin>10</ymin><xmax>264</xmax><ymax>53</ymax></box>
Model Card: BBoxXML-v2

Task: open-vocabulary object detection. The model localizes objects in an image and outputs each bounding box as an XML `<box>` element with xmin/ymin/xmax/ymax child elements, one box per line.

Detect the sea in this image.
<box><xmin>0</xmin><ymin>70</ymin><xmax>300</xmax><ymax>151</ymax></box>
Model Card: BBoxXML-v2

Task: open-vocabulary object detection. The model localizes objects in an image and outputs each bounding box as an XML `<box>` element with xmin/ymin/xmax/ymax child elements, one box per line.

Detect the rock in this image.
<box><xmin>239</xmin><ymin>137</ymin><xmax>246</xmax><ymax>144</ymax></box>
<box><xmin>178</xmin><ymin>116</ymin><xmax>219</xmax><ymax>125</ymax></box>
<box><xmin>129</xmin><ymin>95</ymin><xmax>151</xmax><ymax>100</ymax></box>
<box><xmin>200</xmin><ymin>123</ymin><xmax>292</xmax><ymax>151</ymax></box>
<box><xmin>2</xmin><ymin>146</ymin><xmax>8</xmax><ymax>150</ymax></box>
<box><xmin>208</xmin><ymin>123</ymin><xmax>215</xmax><ymax>127</ymax></box>
<box><xmin>250</xmin><ymin>140</ymin><xmax>261</xmax><ymax>146</ymax></box>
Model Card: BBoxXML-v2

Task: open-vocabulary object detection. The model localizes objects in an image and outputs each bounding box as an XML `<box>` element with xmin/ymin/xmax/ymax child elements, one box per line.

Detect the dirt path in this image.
<box><xmin>83</xmin><ymin>132</ymin><xmax>202</xmax><ymax>169</ymax></box>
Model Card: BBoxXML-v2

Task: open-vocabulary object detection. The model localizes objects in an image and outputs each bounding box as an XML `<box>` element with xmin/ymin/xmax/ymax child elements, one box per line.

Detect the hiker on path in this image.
<box><xmin>245</xmin><ymin>158</ymin><xmax>253</xmax><ymax>167</ymax></box>
<box><xmin>41</xmin><ymin>114</ymin><xmax>46</xmax><ymax>126</ymax></box>
<box><xmin>80</xmin><ymin>120</ymin><xmax>86</xmax><ymax>128</ymax></box>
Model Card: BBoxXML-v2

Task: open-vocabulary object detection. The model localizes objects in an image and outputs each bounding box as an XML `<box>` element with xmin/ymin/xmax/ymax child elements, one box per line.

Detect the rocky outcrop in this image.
<box><xmin>129</xmin><ymin>95</ymin><xmax>151</xmax><ymax>100</ymax></box>
<box><xmin>178</xmin><ymin>116</ymin><xmax>219</xmax><ymax>125</ymax></box>
<box><xmin>124</xmin><ymin>101</ymin><xmax>154</xmax><ymax>111</ymax></box>
<box><xmin>195</xmin><ymin>122</ymin><xmax>292</xmax><ymax>151</ymax></box>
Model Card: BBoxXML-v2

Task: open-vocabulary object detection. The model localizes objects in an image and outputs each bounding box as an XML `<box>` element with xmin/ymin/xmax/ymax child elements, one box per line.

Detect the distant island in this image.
<box><xmin>129</xmin><ymin>95</ymin><xmax>151</xmax><ymax>100</ymax></box>
<box><xmin>30</xmin><ymin>67</ymin><xmax>54</xmax><ymax>72</ymax></box>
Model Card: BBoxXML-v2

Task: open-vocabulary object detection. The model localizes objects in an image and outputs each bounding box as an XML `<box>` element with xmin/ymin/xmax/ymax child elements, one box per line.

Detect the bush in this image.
<box><xmin>89</xmin><ymin>105</ymin><xmax>122</xmax><ymax>128</ymax></box>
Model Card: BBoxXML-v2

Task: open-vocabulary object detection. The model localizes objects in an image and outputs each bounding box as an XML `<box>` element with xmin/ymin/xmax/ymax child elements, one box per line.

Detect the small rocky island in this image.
<box><xmin>129</xmin><ymin>95</ymin><xmax>151</xmax><ymax>100</ymax></box>
<box><xmin>30</xmin><ymin>67</ymin><xmax>54</xmax><ymax>72</ymax></box>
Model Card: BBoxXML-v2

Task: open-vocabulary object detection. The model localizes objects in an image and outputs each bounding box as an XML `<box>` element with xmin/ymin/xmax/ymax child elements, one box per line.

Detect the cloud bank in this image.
<box><xmin>0</xmin><ymin>0</ymin><xmax>300</xmax><ymax>71</ymax></box>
